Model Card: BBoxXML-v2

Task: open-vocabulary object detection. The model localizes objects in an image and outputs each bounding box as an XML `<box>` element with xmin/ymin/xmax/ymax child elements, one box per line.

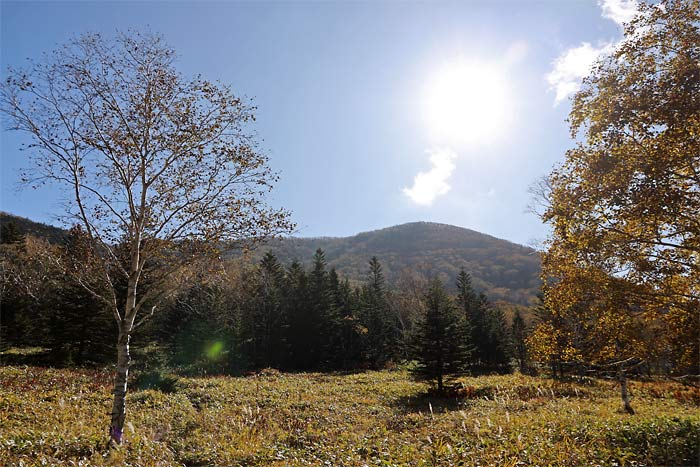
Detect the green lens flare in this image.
<box><xmin>205</xmin><ymin>341</ymin><xmax>224</xmax><ymax>360</ymax></box>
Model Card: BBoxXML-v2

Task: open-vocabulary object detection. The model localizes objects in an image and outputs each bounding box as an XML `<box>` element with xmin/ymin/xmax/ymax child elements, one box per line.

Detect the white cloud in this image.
<box><xmin>599</xmin><ymin>0</ymin><xmax>638</xmax><ymax>26</ymax></box>
<box><xmin>403</xmin><ymin>147</ymin><xmax>458</xmax><ymax>206</ymax></box>
<box><xmin>546</xmin><ymin>0</ymin><xmax>639</xmax><ymax>105</ymax></box>
<box><xmin>546</xmin><ymin>42</ymin><xmax>614</xmax><ymax>104</ymax></box>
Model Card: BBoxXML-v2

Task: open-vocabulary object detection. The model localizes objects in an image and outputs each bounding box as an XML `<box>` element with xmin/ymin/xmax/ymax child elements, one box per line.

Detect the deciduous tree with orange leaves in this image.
<box><xmin>531</xmin><ymin>0</ymin><xmax>699</xmax><ymax>411</ymax></box>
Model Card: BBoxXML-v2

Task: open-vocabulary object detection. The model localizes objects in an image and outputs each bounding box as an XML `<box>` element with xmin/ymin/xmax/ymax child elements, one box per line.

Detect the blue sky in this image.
<box><xmin>0</xmin><ymin>0</ymin><xmax>635</xmax><ymax>245</ymax></box>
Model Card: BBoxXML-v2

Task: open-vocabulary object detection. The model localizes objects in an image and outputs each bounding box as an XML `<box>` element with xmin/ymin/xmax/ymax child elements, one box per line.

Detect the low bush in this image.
<box><xmin>133</xmin><ymin>370</ymin><xmax>180</xmax><ymax>393</ymax></box>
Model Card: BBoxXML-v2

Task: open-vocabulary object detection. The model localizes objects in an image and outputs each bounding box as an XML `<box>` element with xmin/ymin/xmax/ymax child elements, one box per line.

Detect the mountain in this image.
<box><xmin>0</xmin><ymin>212</ymin><xmax>67</xmax><ymax>244</ymax></box>
<box><xmin>248</xmin><ymin>222</ymin><xmax>541</xmax><ymax>306</ymax></box>
<box><xmin>0</xmin><ymin>213</ymin><xmax>542</xmax><ymax>306</ymax></box>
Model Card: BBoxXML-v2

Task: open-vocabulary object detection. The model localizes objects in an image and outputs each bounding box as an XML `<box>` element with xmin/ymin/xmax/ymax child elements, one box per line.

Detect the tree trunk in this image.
<box><xmin>109</xmin><ymin>243</ymin><xmax>141</xmax><ymax>445</ymax></box>
<box><xmin>110</xmin><ymin>328</ymin><xmax>131</xmax><ymax>444</ymax></box>
<box><xmin>437</xmin><ymin>372</ymin><xmax>443</xmax><ymax>393</ymax></box>
<box><xmin>618</xmin><ymin>368</ymin><xmax>635</xmax><ymax>414</ymax></box>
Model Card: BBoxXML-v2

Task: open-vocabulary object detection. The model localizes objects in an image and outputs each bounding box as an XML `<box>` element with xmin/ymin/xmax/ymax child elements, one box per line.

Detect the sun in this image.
<box><xmin>423</xmin><ymin>59</ymin><xmax>510</xmax><ymax>147</ymax></box>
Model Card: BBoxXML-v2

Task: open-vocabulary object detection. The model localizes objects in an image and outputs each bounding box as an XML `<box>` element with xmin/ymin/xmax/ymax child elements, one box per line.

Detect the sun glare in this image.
<box><xmin>423</xmin><ymin>59</ymin><xmax>510</xmax><ymax>147</ymax></box>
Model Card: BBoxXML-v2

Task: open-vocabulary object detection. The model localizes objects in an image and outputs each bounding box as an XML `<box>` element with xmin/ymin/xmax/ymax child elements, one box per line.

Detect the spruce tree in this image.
<box><xmin>0</xmin><ymin>222</ymin><xmax>24</xmax><ymax>245</ymax></box>
<box><xmin>42</xmin><ymin>279</ymin><xmax>116</xmax><ymax>365</ymax></box>
<box><xmin>411</xmin><ymin>278</ymin><xmax>470</xmax><ymax>392</ymax></box>
<box><xmin>470</xmin><ymin>293</ymin><xmax>491</xmax><ymax>371</ymax></box>
<box><xmin>456</xmin><ymin>269</ymin><xmax>477</xmax><ymax>321</ymax></box>
<box><xmin>284</xmin><ymin>260</ymin><xmax>313</xmax><ymax>370</ymax></box>
<box><xmin>486</xmin><ymin>305</ymin><xmax>512</xmax><ymax>373</ymax></box>
<box><xmin>247</xmin><ymin>252</ymin><xmax>287</xmax><ymax>368</ymax></box>
<box><xmin>335</xmin><ymin>276</ymin><xmax>363</xmax><ymax>369</ymax></box>
<box><xmin>152</xmin><ymin>283</ymin><xmax>235</xmax><ymax>373</ymax></box>
<box><xmin>309</xmin><ymin>249</ymin><xmax>339</xmax><ymax>367</ymax></box>
<box><xmin>359</xmin><ymin>257</ymin><xmax>397</xmax><ymax>367</ymax></box>
<box><xmin>325</xmin><ymin>268</ymin><xmax>348</xmax><ymax>368</ymax></box>
<box><xmin>455</xmin><ymin>268</ymin><xmax>476</xmax><ymax>366</ymax></box>
<box><xmin>511</xmin><ymin>309</ymin><xmax>528</xmax><ymax>373</ymax></box>
<box><xmin>30</xmin><ymin>228</ymin><xmax>116</xmax><ymax>365</ymax></box>
<box><xmin>469</xmin><ymin>292</ymin><xmax>512</xmax><ymax>373</ymax></box>
<box><xmin>0</xmin><ymin>233</ymin><xmax>30</xmax><ymax>351</ymax></box>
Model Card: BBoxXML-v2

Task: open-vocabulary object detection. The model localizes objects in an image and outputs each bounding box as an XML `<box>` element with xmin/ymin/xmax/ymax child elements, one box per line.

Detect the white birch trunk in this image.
<box><xmin>109</xmin><ymin>243</ymin><xmax>140</xmax><ymax>444</ymax></box>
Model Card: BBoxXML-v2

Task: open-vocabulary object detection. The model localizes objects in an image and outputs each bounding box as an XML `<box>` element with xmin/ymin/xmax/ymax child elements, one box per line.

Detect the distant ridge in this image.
<box><xmin>0</xmin><ymin>213</ymin><xmax>541</xmax><ymax>306</ymax></box>
<box><xmin>0</xmin><ymin>212</ymin><xmax>67</xmax><ymax>244</ymax></box>
<box><xmin>249</xmin><ymin>221</ymin><xmax>541</xmax><ymax>306</ymax></box>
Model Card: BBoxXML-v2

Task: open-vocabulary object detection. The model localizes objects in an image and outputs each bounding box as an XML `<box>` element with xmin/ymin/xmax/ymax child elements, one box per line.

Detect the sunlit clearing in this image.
<box><xmin>423</xmin><ymin>59</ymin><xmax>510</xmax><ymax>147</ymax></box>
<box><xmin>205</xmin><ymin>341</ymin><xmax>225</xmax><ymax>360</ymax></box>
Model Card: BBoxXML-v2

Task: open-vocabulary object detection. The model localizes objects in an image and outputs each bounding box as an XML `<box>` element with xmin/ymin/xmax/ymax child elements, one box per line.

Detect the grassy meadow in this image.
<box><xmin>1</xmin><ymin>366</ymin><xmax>698</xmax><ymax>466</ymax></box>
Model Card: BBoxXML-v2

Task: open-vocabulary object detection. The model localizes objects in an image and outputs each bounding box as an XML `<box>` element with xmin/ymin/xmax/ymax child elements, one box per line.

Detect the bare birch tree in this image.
<box><xmin>1</xmin><ymin>31</ymin><xmax>294</xmax><ymax>444</ymax></box>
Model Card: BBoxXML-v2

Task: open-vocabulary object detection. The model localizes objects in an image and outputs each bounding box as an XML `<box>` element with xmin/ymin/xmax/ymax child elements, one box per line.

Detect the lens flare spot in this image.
<box><xmin>205</xmin><ymin>341</ymin><xmax>225</xmax><ymax>360</ymax></box>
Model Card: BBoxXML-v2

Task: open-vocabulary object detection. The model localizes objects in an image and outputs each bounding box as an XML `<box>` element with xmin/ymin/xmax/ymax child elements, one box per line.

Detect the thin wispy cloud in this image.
<box><xmin>403</xmin><ymin>147</ymin><xmax>458</xmax><ymax>206</ymax></box>
<box><xmin>547</xmin><ymin>0</ymin><xmax>638</xmax><ymax>105</ymax></box>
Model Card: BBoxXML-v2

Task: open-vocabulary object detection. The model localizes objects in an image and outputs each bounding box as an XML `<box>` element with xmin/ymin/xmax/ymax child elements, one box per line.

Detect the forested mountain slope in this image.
<box><xmin>0</xmin><ymin>212</ymin><xmax>67</xmax><ymax>244</ymax></box>
<box><xmin>247</xmin><ymin>222</ymin><xmax>541</xmax><ymax>306</ymax></box>
<box><xmin>0</xmin><ymin>213</ymin><xmax>541</xmax><ymax>306</ymax></box>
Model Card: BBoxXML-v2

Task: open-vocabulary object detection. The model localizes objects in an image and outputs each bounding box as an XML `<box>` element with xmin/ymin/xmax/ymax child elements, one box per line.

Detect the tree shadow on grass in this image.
<box><xmin>0</xmin><ymin>347</ymin><xmax>55</xmax><ymax>366</ymax></box>
<box><xmin>391</xmin><ymin>387</ymin><xmax>470</xmax><ymax>414</ymax></box>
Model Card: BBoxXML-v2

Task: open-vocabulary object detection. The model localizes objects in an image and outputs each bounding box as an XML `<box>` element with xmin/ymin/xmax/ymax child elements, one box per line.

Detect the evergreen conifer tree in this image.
<box><xmin>411</xmin><ymin>278</ymin><xmax>471</xmax><ymax>392</ymax></box>
<box><xmin>42</xmin><ymin>279</ymin><xmax>116</xmax><ymax>365</ymax></box>
<box><xmin>468</xmin><ymin>292</ymin><xmax>512</xmax><ymax>373</ymax></box>
<box><xmin>486</xmin><ymin>305</ymin><xmax>512</xmax><ymax>373</ymax></box>
<box><xmin>456</xmin><ymin>269</ymin><xmax>477</xmax><ymax>321</ymax></box>
<box><xmin>335</xmin><ymin>276</ymin><xmax>364</xmax><ymax>369</ymax></box>
<box><xmin>152</xmin><ymin>283</ymin><xmax>235</xmax><ymax>373</ymax></box>
<box><xmin>455</xmin><ymin>268</ymin><xmax>477</xmax><ymax>366</ymax></box>
<box><xmin>284</xmin><ymin>260</ymin><xmax>313</xmax><ymax>369</ymax></box>
<box><xmin>359</xmin><ymin>257</ymin><xmax>397</xmax><ymax>367</ymax></box>
<box><xmin>248</xmin><ymin>252</ymin><xmax>287</xmax><ymax>367</ymax></box>
<box><xmin>469</xmin><ymin>293</ymin><xmax>491</xmax><ymax>371</ymax></box>
<box><xmin>511</xmin><ymin>309</ymin><xmax>528</xmax><ymax>373</ymax></box>
<box><xmin>309</xmin><ymin>249</ymin><xmax>339</xmax><ymax>367</ymax></box>
<box><xmin>0</xmin><ymin>222</ymin><xmax>24</xmax><ymax>245</ymax></box>
<box><xmin>29</xmin><ymin>228</ymin><xmax>117</xmax><ymax>365</ymax></box>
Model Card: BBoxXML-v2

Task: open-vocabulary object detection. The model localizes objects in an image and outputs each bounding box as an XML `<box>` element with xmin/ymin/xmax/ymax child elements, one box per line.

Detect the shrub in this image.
<box><xmin>673</xmin><ymin>387</ymin><xmax>700</xmax><ymax>406</ymax></box>
<box><xmin>133</xmin><ymin>370</ymin><xmax>180</xmax><ymax>393</ymax></box>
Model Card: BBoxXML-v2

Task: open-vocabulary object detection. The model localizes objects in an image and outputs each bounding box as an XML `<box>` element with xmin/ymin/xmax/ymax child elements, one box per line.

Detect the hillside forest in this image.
<box><xmin>1</xmin><ymin>216</ymin><xmax>516</xmax><ymax>376</ymax></box>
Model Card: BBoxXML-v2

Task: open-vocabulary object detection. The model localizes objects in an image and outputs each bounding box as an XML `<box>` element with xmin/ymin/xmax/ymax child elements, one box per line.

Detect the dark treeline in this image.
<box><xmin>1</xmin><ymin>225</ymin><xmax>517</xmax><ymax>377</ymax></box>
<box><xmin>138</xmin><ymin>249</ymin><xmax>515</xmax><ymax>375</ymax></box>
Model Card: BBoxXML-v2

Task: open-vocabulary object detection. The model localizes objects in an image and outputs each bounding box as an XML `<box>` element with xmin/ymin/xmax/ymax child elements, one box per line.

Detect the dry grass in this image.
<box><xmin>1</xmin><ymin>366</ymin><xmax>698</xmax><ymax>466</ymax></box>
